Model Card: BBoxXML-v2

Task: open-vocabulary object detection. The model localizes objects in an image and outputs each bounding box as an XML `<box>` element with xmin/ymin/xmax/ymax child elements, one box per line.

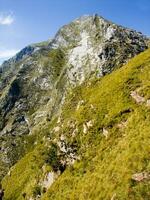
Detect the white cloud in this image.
<box><xmin>0</xmin><ymin>12</ymin><xmax>14</xmax><ymax>25</ymax></box>
<box><xmin>0</xmin><ymin>49</ymin><xmax>19</xmax><ymax>59</ymax></box>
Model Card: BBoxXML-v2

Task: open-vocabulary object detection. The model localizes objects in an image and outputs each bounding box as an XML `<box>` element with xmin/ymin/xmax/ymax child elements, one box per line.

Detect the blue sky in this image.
<box><xmin>0</xmin><ymin>0</ymin><xmax>150</xmax><ymax>64</ymax></box>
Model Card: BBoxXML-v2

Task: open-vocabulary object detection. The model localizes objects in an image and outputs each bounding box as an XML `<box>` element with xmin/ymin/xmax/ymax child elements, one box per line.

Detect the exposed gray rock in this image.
<box><xmin>130</xmin><ymin>91</ymin><xmax>145</xmax><ymax>104</ymax></box>
<box><xmin>102</xmin><ymin>128</ymin><xmax>109</xmax><ymax>138</ymax></box>
<box><xmin>132</xmin><ymin>172</ymin><xmax>150</xmax><ymax>182</ymax></box>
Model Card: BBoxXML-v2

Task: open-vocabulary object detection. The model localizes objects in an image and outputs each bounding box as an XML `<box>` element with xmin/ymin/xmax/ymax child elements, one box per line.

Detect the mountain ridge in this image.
<box><xmin>0</xmin><ymin>13</ymin><xmax>148</xmax><ymax>178</ymax></box>
<box><xmin>0</xmin><ymin>14</ymin><xmax>150</xmax><ymax>200</ymax></box>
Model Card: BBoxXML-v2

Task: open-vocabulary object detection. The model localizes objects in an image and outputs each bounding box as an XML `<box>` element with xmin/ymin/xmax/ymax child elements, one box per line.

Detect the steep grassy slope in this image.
<box><xmin>2</xmin><ymin>48</ymin><xmax>150</xmax><ymax>200</ymax></box>
<box><xmin>0</xmin><ymin>15</ymin><xmax>148</xmax><ymax>182</ymax></box>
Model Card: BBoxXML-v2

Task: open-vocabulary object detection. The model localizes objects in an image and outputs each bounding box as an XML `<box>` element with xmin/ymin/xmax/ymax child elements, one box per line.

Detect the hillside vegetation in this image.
<box><xmin>2</xmin><ymin>48</ymin><xmax>150</xmax><ymax>200</ymax></box>
<box><xmin>0</xmin><ymin>15</ymin><xmax>148</xmax><ymax>183</ymax></box>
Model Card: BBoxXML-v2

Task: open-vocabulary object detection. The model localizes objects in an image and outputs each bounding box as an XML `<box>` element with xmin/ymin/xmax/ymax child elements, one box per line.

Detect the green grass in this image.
<box><xmin>2</xmin><ymin>48</ymin><xmax>150</xmax><ymax>199</ymax></box>
<box><xmin>42</xmin><ymin>48</ymin><xmax>150</xmax><ymax>200</ymax></box>
<box><xmin>48</xmin><ymin>48</ymin><xmax>66</xmax><ymax>78</ymax></box>
<box><xmin>2</xmin><ymin>143</ymin><xmax>53</xmax><ymax>200</ymax></box>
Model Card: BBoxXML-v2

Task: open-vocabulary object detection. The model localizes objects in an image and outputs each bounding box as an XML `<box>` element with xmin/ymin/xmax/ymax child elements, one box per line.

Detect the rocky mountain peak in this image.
<box><xmin>50</xmin><ymin>14</ymin><xmax>147</xmax><ymax>48</ymax></box>
<box><xmin>48</xmin><ymin>14</ymin><xmax>148</xmax><ymax>84</ymax></box>
<box><xmin>0</xmin><ymin>14</ymin><xmax>148</xmax><ymax>180</ymax></box>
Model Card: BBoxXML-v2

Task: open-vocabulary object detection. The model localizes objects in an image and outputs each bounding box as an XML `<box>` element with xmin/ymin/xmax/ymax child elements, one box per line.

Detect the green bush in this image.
<box><xmin>32</xmin><ymin>185</ymin><xmax>41</xmax><ymax>197</ymax></box>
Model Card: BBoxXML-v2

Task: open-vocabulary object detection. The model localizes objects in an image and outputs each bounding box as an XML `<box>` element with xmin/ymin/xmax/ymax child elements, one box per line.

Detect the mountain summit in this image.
<box><xmin>0</xmin><ymin>15</ymin><xmax>150</xmax><ymax>200</ymax></box>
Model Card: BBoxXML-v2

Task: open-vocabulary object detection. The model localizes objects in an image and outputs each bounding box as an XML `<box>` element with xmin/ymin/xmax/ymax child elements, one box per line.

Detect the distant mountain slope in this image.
<box><xmin>0</xmin><ymin>14</ymin><xmax>149</xmax><ymax>200</ymax></box>
<box><xmin>2</xmin><ymin>46</ymin><xmax>150</xmax><ymax>200</ymax></box>
<box><xmin>148</xmin><ymin>39</ymin><xmax>150</xmax><ymax>47</ymax></box>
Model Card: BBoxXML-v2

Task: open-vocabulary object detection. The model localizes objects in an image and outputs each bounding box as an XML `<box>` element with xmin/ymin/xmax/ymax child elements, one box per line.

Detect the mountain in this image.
<box><xmin>0</xmin><ymin>14</ymin><xmax>150</xmax><ymax>200</ymax></box>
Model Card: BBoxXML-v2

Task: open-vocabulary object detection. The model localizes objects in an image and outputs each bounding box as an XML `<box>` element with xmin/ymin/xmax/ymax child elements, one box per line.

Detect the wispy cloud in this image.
<box><xmin>0</xmin><ymin>49</ymin><xmax>19</xmax><ymax>59</ymax></box>
<box><xmin>0</xmin><ymin>12</ymin><xmax>14</xmax><ymax>25</ymax></box>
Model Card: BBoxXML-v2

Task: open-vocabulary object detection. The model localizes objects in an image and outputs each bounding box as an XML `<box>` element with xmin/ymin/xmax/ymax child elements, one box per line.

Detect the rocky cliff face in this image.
<box><xmin>0</xmin><ymin>14</ymin><xmax>148</xmax><ymax>180</ymax></box>
<box><xmin>51</xmin><ymin>15</ymin><xmax>147</xmax><ymax>80</ymax></box>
